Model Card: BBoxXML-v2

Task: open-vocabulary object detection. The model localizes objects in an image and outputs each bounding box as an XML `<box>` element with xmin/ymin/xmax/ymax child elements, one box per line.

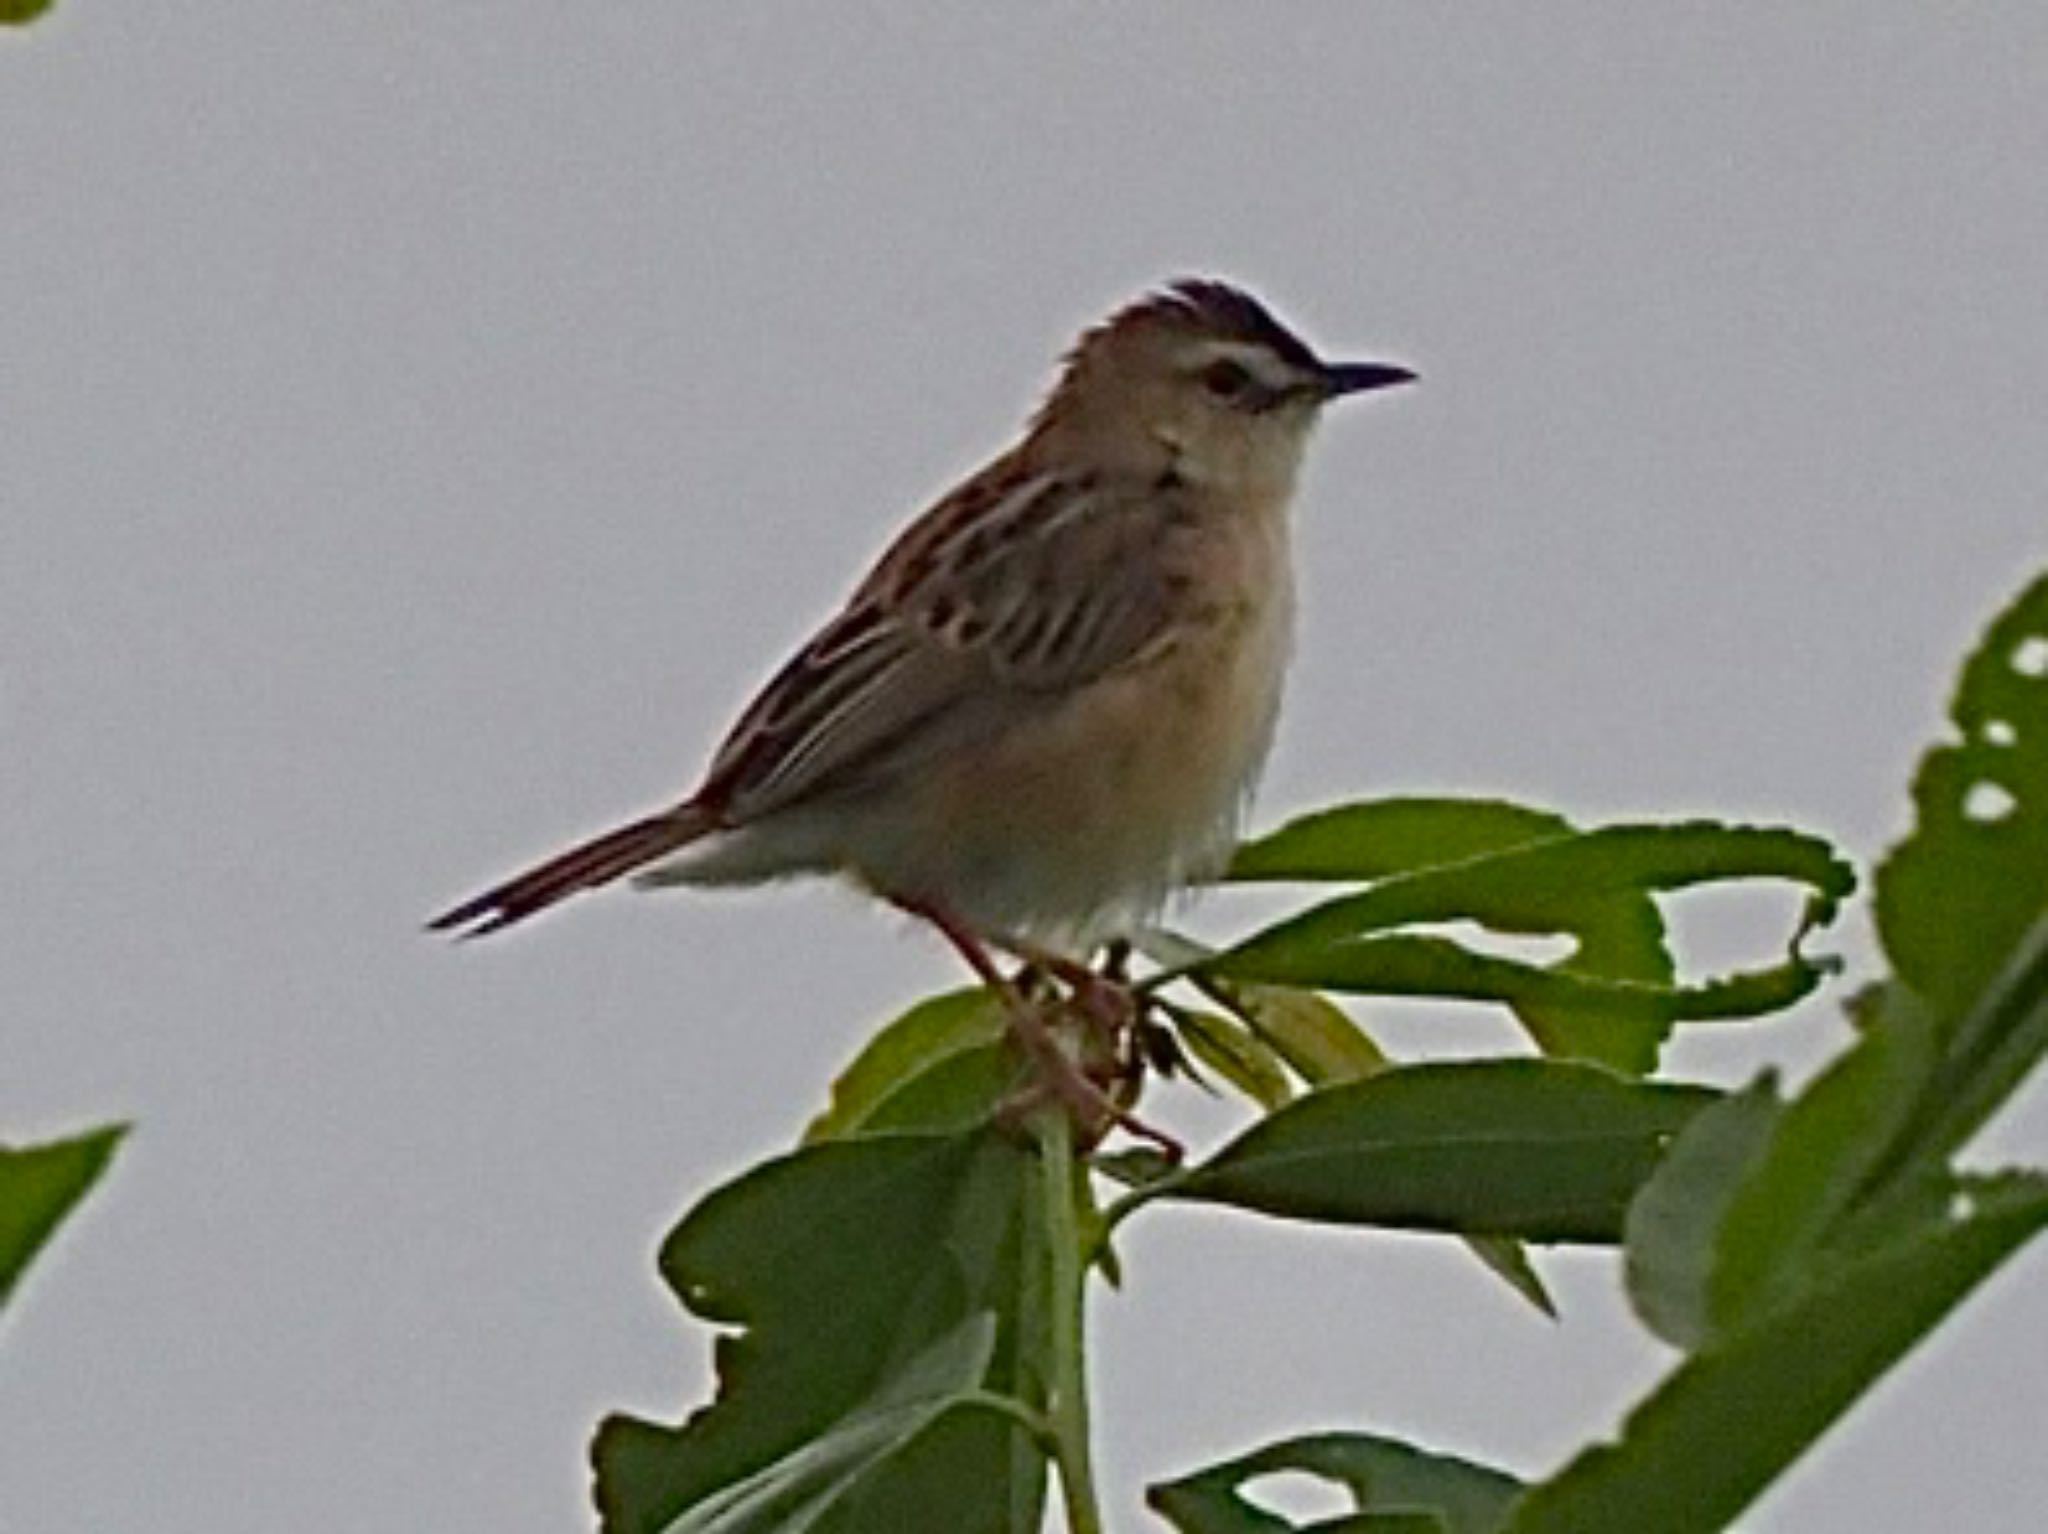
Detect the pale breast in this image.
<box><xmin>858</xmin><ymin>506</ymin><xmax>1295</xmax><ymax>943</ymax></box>
<box><xmin>1147</xmin><ymin>507</ymin><xmax>1296</xmax><ymax>872</ymax></box>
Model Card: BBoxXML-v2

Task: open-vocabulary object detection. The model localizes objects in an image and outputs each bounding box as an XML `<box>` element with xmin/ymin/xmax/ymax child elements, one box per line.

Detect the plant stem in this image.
<box><xmin>1036</xmin><ymin>1109</ymin><xmax>1104</xmax><ymax>1534</ymax></box>
<box><xmin>955</xmin><ymin>1389</ymin><xmax>1057</xmax><ymax>1447</ymax></box>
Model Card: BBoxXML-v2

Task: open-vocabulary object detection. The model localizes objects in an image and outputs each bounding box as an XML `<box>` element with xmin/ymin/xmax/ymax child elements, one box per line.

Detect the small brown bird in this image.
<box><xmin>431</xmin><ymin>280</ymin><xmax>1412</xmax><ymax>1131</ymax></box>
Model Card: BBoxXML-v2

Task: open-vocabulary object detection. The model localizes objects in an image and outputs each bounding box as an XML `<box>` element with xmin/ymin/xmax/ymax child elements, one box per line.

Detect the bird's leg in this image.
<box><xmin>894</xmin><ymin>897</ymin><xmax>1182</xmax><ymax>1161</ymax></box>
<box><xmin>995</xmin><ymin>938</ymin><xmax>1141</xmax><ymax>1041</ymax></box>
<box><xmin>1090</xmin><ymin>938</ymin><xmax>1184</xmax><ymax>1076</ymax></box>
<box><xmin>987</xmin><ymin>933</ymin><xmax>1191</xmax><ymax>1110</ymax></box>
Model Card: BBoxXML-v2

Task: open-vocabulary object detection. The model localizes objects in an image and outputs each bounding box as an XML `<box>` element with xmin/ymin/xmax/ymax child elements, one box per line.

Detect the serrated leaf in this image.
<box><xmin>806</xmin><ymin>989</ymin><xmax>1006</xmax><ymax>1142</ymax></box>
<box><xmin>1</xmin><ymin>1123</ymin><xmax>128</xmax><ymax>1310</ymax></box>
<box><xmin>1149</xmin><ymin>1432</ymin><xmax>1525</xmax><ymax>1534</ymax></box>
<box><xmin>592</xmin><ymin>1131</ymin><xmax>1043</xmax><ymax>1534</ymax></box>
<box><xmin>1142</xmin><ymin>1061</ymin><xmax>1715</xmax><ymax>1244</ymax></box>
<box><xmin>1506</xmin><ymin>1174</ymin><xmax>2048</xmax><ymax>1534</ymax></box>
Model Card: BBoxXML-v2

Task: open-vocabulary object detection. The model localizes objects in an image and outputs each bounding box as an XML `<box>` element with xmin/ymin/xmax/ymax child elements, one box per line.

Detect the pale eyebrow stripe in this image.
<box><xmin>1206</xmin><ymin>340</ymin><xmax>1302</xmax><ymax>391</ymax></box>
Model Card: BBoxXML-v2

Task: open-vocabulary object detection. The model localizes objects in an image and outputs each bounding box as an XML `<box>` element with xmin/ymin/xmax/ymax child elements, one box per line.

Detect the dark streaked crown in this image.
<box><xmin>1137</xmin><ymin>279</ymin><xmax>1326</xmax><ymax>374</ymax></box>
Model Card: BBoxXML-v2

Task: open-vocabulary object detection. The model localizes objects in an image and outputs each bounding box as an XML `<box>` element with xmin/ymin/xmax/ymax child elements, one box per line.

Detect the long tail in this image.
<box><xmin>427</xmin><ymin>805</ymin><xmax>716</xmax><ymax>938</ymax></box>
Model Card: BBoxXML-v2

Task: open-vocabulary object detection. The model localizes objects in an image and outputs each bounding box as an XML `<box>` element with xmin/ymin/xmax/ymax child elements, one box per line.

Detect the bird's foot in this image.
<box><xmin>894</xmin><ymin>896</ymin><xmax>1183</xmax><ymax>1160</ymax></box>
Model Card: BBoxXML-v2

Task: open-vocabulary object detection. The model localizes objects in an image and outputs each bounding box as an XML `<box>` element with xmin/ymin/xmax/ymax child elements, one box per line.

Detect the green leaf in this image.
<box><xmin>1209</xmin><ymin>981</ymin><xmax>1392</xmax><ymax>1086</ymax></box>
<box><xmin>1509</xmin><ymin>903</ymin><xmax>1670</xmax><ymax>1075</ymax></box>
<box><xmin>1090</xmin><ymin>1145</ymin><xmax>1183</xmax><ymax>1193</ymax></box>
<box><xmin>1174</xmin><ymin>1009</ymin><xmax>1299</xmax><ymax>1111</ymax></box>
<box><xmin>1232</xmin><ymin>822</ymin><xmax>1851</xmax><ymax>952</ymax></box>
<box><xmin>1149</xmin><ymin>932</ymin><xmax>1552</xmax><ymax>1312</ymax></box>
<box><xmin>1701</xmin><ymin>983</ymin><xmax>1940</xmax><ymax>1331</ymax></box>
<box><xmin>806</xmin><ymin>989</ymin><xmax>1007</xmax><ymax>1141</ymax></box>
<box><xmin>1626</xmin><ymin>984</ymin><xmax>1948</xmax><ymax>1351</ymax></box>
<box><xmin>1226</xmin><ymin>797</ymin><xmax>1574</xmax><ymax>882</ymax></box>
<box><xmin>1861</xmin><ymin>572</ymin><xmax>2048</xmax><ymax>1183</ymax></box>
<box><xmin>593</xmin><ymin>1130</ymin><xmax>1044</xmax><ymax>1534</ymax></box>
<box><xmin>851</xmin><ymin>1045</ymin><xmax>1019</xmax><ymax>1137</ymax></box>
<box><xmin>657</xmin><ymin>1315</ymin><xmax>1002</xmax><ymax>1534</ymax></box>
<box><xmin>1149</xmin><ymin>1432</ymin><xmax>1525</xmax><ymax>1534</ymax></box>
<box><xmin>1</xmin><ymin>1122</ymin><xmax>128</xmax><ymax>1310</ymax></box>
<box><xmin>1867</xmin><ymin>910</ymin><xmax>2048</xmax><ymax>1190</ymax></box>
<box><xmin>1227</xmin><ymin>798</ymin><xmax>1675</xmax><ymax>1070</ymax></box>
<box><xmin>1209</xmin><ymin>934</ymin><xmax>1826</xmax><ymax>1031</ymax></box>
<box><xmin>1621</xmin><ymin>1076</ymin><xmax>1785</xmax><ymax>1348</ymax></box>
<box><xmin>1505</xmin><ymin>1173</ymin><xmax>2048</xmax><ymax>1534</ymax></box>
<box><xmin>0</xmin><ymin>0</ymin><xmax>59</xmax><ymax>26</ymax></box>
<box><xmin>1143</xmin><ymin>929</ymin><xmax>1391</xmax><ymax>1087</ymax></box>
<box><xmin>1217</xmin><ymin>819</ymin><xmax>1850</xmax><ymax>1072</ymax></box>
<box><xmin>1141</xmin><ymin>1061</ymin><xmax>1716</xmax><ymax>1244</ymax></box>
<box><xmin>1876</xmin><ymin>570</ymin><xmax>2048</xmax><ymax>1019</ymax></box>
<box><xmin>1460</xmin><ymin>1235</ymin><xmax>1557</xmax><ymax>1320</ymax></box>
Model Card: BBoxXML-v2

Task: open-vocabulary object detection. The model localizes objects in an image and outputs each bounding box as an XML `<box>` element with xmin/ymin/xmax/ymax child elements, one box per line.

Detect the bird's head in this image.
<box><xmin>1029</xmin><ymin>279</ymin><xmax>1414</xmax><ymax>494</ymax></box>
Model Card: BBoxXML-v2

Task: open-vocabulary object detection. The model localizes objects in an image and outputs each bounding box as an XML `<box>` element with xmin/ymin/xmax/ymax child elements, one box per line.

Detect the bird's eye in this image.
<box><xmin>1199</xmin><ymin>358</ymin><xmax>1252</xmax><ymax>400</ymax></box>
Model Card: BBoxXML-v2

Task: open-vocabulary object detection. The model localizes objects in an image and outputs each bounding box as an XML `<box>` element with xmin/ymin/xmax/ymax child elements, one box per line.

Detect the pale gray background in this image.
<box><xmin>5</xmin><ymin>6</ymin><xmax>2045</xmax><ymax>1531</ymax></box>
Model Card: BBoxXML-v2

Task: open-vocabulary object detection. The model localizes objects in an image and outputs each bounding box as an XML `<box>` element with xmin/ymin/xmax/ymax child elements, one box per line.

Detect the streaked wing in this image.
<box><xmin>698</xmin><ymin>602</ymin><xmax>974</xmax><ymax>819</ymax></box>
<box><xmin>926</xmin><ymin>473</ymin><xmax>1184</xmax><ymax>691</ymax></box>
<box><xmin>699</xmin><ymin>456</ymin><xmax>1184</xmax><ymax>820</ymax></box>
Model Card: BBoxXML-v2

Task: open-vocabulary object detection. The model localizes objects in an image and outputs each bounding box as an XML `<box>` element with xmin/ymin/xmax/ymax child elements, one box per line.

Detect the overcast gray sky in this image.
<box><xmin>5</xmin><ymin>6</ymin><xmax>2046</xmax><ymax>1531</ymax></box>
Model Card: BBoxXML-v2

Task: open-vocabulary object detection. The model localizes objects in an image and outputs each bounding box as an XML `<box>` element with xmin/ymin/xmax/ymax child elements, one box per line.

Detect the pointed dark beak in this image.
<box><xmin>1319</xmin><ymin>361</ymin><xmax>1418</xmax><ymax>399</ymax></box>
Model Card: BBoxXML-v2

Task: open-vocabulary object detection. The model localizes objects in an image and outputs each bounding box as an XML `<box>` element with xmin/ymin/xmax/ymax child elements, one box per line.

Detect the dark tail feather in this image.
<box><xmin>427</xmin><ymin>807</ymin><xmax>713</xmax><ymax>938</ymax></box>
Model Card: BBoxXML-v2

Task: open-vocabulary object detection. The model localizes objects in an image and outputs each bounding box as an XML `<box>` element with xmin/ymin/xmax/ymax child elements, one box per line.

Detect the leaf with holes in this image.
<box><xmin>1150</xmin><ymin>1432</ymin><xmax>1525</xmax><ymax>1534</ymax></box>
<box><xmin>1877</xmin><ymin>570</ymin><xmax>2048</xmax><ymax>1019</ymax></box>
<box><xmin>1868</xmin><ymin>572</ymin><xmax>2048</xmax><ymax>1175</ymax></box>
